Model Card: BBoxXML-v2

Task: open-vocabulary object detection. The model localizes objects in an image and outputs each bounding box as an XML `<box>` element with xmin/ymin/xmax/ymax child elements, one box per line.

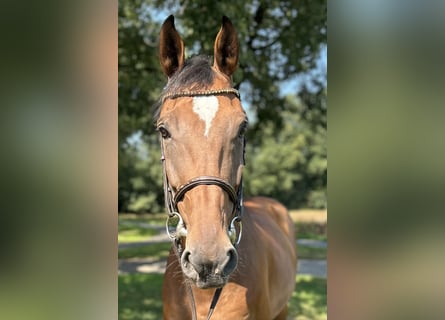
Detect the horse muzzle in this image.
<box><xmin>166</xmin><ymin>211</ymin><xmax>240</xmax><ymax>288</ymax></box>
<box><xmin>180</xmin><ymin>243</ymin><xmax>238</xmax><ymax>289</ymax></box>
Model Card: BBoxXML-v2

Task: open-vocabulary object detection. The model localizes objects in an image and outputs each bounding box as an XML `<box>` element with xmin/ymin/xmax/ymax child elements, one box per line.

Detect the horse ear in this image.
<box><xmin>159</xmin><ymin>15</ymin><xmax>185</xmax><ymax>78</ymax></box>
<box><xmin>213</xmin><ymin>16</ymin><xmax>239</xmax><ymax>77</ymax></box>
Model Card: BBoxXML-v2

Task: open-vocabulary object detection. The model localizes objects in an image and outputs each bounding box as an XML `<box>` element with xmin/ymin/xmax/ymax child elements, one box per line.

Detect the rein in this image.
<box><xmin>159</xmin><ymin>88</ymin><xmax>244</xmax><ymax>320</ymax></box>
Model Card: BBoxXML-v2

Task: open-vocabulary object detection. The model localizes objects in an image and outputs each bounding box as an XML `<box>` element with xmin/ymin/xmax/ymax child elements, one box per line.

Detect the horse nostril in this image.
<box><xmin>181</xmin><ymin>250</ymin><xmax>191</xmax><ymax>268</ymax></box>
<box><xmin>223</xmin><ymin>248</ymin><xmax>238</xmax><ymax>275</ymax></box>
<box><xmin>181</xmin><ymin>250</ymin><xmax>204</xmax><ymax>275</ymax></box>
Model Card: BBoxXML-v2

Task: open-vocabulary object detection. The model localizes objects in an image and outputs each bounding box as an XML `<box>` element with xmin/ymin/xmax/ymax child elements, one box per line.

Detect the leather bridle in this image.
<box><xmin>163</xmin><ymin>172</ymin><xmax>244</xmax><ymax>251</ymax></box>
<box><xmin>161</xmin><ymin>87</ymin><xmax>240</xmax><ymax>103</ymax></box>
<box><xmin>158</xmin><ymin>88</ymin><xmax>244</xmax><ymax>320</ymax></box>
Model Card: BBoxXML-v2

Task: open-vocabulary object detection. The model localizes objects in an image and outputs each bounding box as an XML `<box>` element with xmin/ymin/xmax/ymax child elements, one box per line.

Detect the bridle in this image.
<box><xmin>165</xmin><ymin>174</ymin><xmax>244</xmax><ymax>244</ymax></box>
<box><xmin>158</xmin><ymin>88</ymin><xmax>244</xmax><ymax>320</ymax></box>
<box><xmin>160</xmin><ymin>88</ymin><xmax>244</xmax><ymax>251</ymax></box>
<box><xmin>161</xmin><ymin>87</ymin><xmax>240</xmax><ymax>103</ymax></box>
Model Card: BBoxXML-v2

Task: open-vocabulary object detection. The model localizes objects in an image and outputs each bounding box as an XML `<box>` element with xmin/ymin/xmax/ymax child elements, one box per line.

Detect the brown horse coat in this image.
<box><xmin>163</xmin><ymin>197</ymin><xmax>297</xmax><ymax>319</ymax></box>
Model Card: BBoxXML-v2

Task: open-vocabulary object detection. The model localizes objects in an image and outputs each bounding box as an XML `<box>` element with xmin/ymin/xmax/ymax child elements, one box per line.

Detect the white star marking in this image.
<box><xmin>192</xmin><ymin>96</ymin><xmax>219</xmax><ymax>137</ymax></box>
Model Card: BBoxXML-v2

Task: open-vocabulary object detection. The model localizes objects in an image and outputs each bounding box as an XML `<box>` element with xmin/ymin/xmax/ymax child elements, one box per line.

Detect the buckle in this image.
<box><xmin>166</xmin><ymin>212</ymin><xmax>188</xmax><ymax>240</ymax></box>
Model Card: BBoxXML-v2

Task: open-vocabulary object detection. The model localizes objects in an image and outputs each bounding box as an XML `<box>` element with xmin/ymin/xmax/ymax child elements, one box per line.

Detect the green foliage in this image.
<box><xmin>244</xmin><ymin>89</ymin><xmax>326</xmax><ymax>208</ymax></box>
<box><xmin>296</xmin><ymin>222</ymin><xmax>327</xmax><ymax>241</ymax></box>
<box><xmin>118</xmin><ymin>0</ymin><xmax>165</xmax><ymax>212</ymax></box>
<box><xmin>118</xmin><ymin>135</ymin><xmax>164</xmax><ymax>213</ymax></box>
<box><xmin>118</xmin><ymin>0</ymin><xmax>327</xmax><ymax>212</ymax></box>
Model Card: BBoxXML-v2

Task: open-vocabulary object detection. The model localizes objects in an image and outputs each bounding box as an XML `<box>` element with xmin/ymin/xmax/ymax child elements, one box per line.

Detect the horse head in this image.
<box><xmin>157</xmin><ymin>16</ymin><xmax>247</xmax><ymax>289</ymax></box>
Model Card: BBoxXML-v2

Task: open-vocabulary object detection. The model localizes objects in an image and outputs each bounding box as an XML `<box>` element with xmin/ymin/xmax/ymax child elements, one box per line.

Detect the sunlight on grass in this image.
<box><xmin>118</xmin><ymin>225</ymin><xmax>158</xmax><ymax>242</ymax></box>
<box><xmin>288</xmin><ymin>275</ymin><xmax>327</xmax><ymax>320</ymax></box>
<box><xmin>289</xmin><ymin>209</ymin><xmax>327</xmax><ymax>224</ymax></box>
<box><xmin>118</xmin><ymin>243</ymin><xmax>171</xmax><ymax>260</ymax></box>
<box><xmin>118</xmin><ymin>214</ymin><xmax>165</xmax><ymax>225</ymax></box>
<box><xmin>298</xmin><ymin>246</ymin><xmax>326</xmax><ymax>260</ymax></box>
<box><xmin>118</xmin><ymin>274</ymin><xmax>163</xmax><ymax>320</ymax></box>
<box><xmin>118</xmin><ymin>214</ymin><xmax>167</xmax><ymax>242</ymax></box>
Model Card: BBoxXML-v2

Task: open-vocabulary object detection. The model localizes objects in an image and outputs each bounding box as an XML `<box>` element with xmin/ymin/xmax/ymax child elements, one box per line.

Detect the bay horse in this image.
<box><xmin>156</xmin><ymin>15</ymin><xmax>297</xmax><ymax>320</ymax></box>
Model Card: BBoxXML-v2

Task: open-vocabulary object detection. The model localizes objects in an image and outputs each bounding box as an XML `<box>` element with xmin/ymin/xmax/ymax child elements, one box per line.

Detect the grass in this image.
<box><xmin>118</xmin><ymin>223</ymin><xmax>159</xmax><ymax>243</ymax></box>
<box><xmin>118</xmin><ymin>210</ymin><xmax>327</xmax><ymax>319</ymax></box>
<box><xmin>118</xmin><ymin>214</ymin><xmax>166</xmax><ymax>242</ymax></box>
<box><xmin>298</xmin><ymin>246</ymin><xmax>326</xmax><ymax>260</ymax></box>
<box><xmin>118</xmin><ymin>243</ymin><xmax>172</xmax><ymax>260</ymax></box>
<box><xmin>296</xmin><ymin>222</ymin><xmax>327</xmax><ymax>241</ymax></box>
<box><xmin>289</xmin><ymin>275</ymin><xmax>327</xmax><ymax>320</ymax></box>
<box><xmin>290</xmin><ymin>209</ymin><xmax>327</xmax><ymax>242</ymax></box>
<box><xmin>118</xmin><ymin>274</ymin><xmax>164</xmax><ymax>320</ymax></box>
<box><xmin>119</xmin><ymin>214</ymin><xmax>165</xmax><ymax>225</ymax></box>
<box><xmin>118</xmin><ymin>273</ymin><xmax>326</xmax><ymax>320</ymax></box>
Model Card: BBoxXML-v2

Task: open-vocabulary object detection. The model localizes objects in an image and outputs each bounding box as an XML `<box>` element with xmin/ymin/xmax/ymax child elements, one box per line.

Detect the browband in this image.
<box><xmin>162</xmin><ymin>88</ymin><xmax>240</xmax><ymax>103</ymax></box>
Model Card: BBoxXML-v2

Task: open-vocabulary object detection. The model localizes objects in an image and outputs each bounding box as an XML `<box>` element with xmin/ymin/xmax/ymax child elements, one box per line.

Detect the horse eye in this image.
<box><xmin>158</xmin><ymin>126</ymin><xmax>171</xmax><ymax>139</ymax></box>
<box><xmin>238</xmin><ymin>122</ymin><xmax>248</xmax><ymax>138</ymax></box>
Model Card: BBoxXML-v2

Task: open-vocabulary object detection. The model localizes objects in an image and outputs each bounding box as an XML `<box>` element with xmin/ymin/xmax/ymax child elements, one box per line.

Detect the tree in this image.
<box><xmin>118</xmin><ymin>0</ymin><xmax>164</xmax><ymax>211</ymax></box>
<box><xmin>244</xmin><ymin>85</ymin><xmax>327</xmax><ymax>208</ymax></box>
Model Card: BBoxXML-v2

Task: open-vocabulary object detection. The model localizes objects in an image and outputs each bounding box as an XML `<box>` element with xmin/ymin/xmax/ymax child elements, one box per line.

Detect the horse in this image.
<box><xmin>156</xmin><ymin>15</ymin><xmax>297</xmax><ymax>320</ymax></box>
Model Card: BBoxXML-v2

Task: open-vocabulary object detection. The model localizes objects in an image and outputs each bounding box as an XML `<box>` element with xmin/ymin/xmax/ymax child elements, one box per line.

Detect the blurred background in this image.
<box><xmin>329</xmin><ymin>1</ymin><xmax>445</xmax><ymax>319</ymax></box>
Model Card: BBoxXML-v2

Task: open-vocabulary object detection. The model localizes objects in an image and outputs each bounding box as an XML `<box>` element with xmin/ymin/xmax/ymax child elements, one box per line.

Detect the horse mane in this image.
<box><xmin>153</xmin><ymin>55</ymin><xmax>214</xmax><ymax>122</ymax></box>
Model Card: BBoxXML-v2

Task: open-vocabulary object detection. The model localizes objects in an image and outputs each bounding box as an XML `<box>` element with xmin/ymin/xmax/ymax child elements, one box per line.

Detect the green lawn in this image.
<box><xmin>118</xmin><ymin>243</ymin><xmax>171</xmax><ymax>260</ymax></box>
<box><xmin>118</xmin><ymin>215</ymin><xmax>326</xmax><ymax>319</ymax></box>
<box><xmin>298</xmin><ymin>246</ymin><xmax>327</xmax><ymax>260</ymax></box>
<box><xmin>118</xmin><ymin>214</ymin><xmax>166</xmax><ymax>225</ymax></box>
<box><xmin>289</xmin><ymin>275</ymin><xmax>327</xmax><ymax>320</ymax></box>
<box><xmin>119</xmin><ymin>274</ymin><xmax>163</xmax><ymax>320</ymax></box>
<box><xmin>118</xmin><ymin>223</ymin><xmax>159</xmax><ymax>243</ymax></box>
<box><xmin>118</xmin><ymin>273</ymin><xmax>326</xmax><ymax>320</ymax></box>
<box><xmin>118</xmin><ymin>215</ymin><xmax>165</xmax><ymax>242</ymax></box>
<box><xmin>296</xmin><ymin>222</ymin><xmax>327</xmax><ymax>241</ymax></box>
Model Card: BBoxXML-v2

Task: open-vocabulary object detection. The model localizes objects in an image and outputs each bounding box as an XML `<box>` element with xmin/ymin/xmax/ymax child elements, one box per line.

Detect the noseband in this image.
<box><xmin>163</xmin><ymin>174</ymin><xmax>244</xmax><ymax>250</ymax></box>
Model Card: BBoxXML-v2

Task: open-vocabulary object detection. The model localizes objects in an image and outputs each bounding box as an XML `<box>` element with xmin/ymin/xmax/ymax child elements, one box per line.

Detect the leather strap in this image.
<box><xmin>174</xmin><ymin>176</ymin><xmax>238</xmax><ymax>205</ymax></box>
<box><xmin>162</xmin><ymin>88</ymin><xmax>240</xmax><ymax>103</ymax></box>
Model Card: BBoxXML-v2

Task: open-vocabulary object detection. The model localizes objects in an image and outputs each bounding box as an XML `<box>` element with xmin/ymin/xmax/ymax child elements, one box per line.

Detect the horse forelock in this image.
<box><xmin>153</xmin><ymin>55</ymin><xmax>214</xmax><ymax>123</ymax></box>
